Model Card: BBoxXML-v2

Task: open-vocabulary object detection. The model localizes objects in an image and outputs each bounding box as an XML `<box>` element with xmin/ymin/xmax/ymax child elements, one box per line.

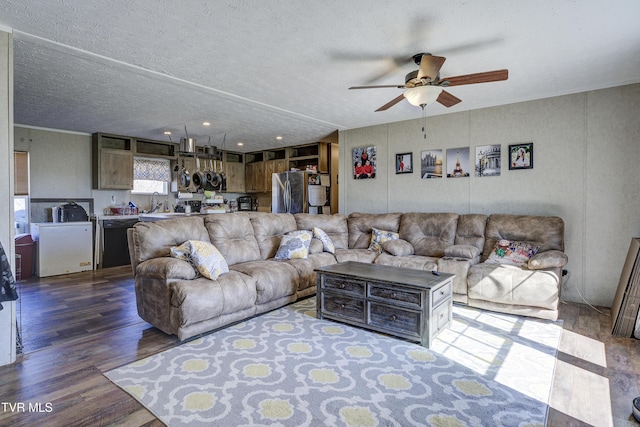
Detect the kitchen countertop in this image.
<box><xmin>98</xmin><ymin>211</ymin><xmax>229</xmax><ymax>222</ymax></box>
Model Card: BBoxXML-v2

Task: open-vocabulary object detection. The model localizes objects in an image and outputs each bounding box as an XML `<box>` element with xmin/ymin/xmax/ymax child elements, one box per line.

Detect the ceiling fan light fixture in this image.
<box><xmin>403</xmin><ymin>86</ymin><xmax>443</xmax><ymax>107</ymax></box>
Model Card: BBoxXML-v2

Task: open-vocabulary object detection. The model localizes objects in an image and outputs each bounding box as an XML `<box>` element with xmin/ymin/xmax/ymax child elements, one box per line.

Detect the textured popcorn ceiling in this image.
<box><xmin>1</xmin><ymin>0</ymin><xmax>640</xmax><ymax>151</ymax></box>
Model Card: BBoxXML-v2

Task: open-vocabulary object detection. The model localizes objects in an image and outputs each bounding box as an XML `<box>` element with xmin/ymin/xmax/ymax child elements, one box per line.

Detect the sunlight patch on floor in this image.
<box><xmin>557</xmin><ymin>328</ymin><xmax>607</xmax><ymax>367</ymax></box>
<box><xmin>551</xmin><ymin>359</ymin><xmax>613</xmax><ymax>427</ymax></box>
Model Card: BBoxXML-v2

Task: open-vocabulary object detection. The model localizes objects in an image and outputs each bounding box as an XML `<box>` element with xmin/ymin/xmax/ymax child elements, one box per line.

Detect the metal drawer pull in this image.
<box><xmin>340</xmin><ymin>304</ymin><xmax>346</xmax><ymax>309</ymax></box>
<box><xmin>391</xmin><ymin>293</ymin><xmax>397</xmax><ymax>298</ymax></box>
<box><xmin>339</xmin><ymin>283</ymin><xmax>346</xmax><ymax>289</ymax></box>
<box><xmin>389</xmin><ymin>315</ymin><xmax>397</xmax><ymax>321</ymax></box>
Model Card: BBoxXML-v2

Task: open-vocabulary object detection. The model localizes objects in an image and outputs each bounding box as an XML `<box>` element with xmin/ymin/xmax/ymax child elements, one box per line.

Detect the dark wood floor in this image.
<box><xmin>0</xmin><ymin>266</ymin><xmax>638</xmax><ymax>426</ymax></box>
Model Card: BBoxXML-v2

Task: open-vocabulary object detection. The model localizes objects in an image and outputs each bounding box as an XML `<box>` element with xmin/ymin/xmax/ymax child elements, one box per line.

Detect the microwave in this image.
<box><xmin>237</xmin><ymin>196</ymin><xmax>253</xmax><ymax>211</ymax></box>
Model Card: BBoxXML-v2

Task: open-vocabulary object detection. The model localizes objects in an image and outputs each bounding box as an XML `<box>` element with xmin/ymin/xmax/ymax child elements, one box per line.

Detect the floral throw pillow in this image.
<box><xmin>368</xmin><ymin>228</ymin><xmax>399</xmax><ymax>253</ymax></box>
<box><xmin>170</xmin><ymin>240</ymin><xmax>229</xmax><ymax>280</ymax></box>
<box><xmin>313</xmin><ymin>227</ymin><xmax>335</xmax><ymax>254</ymax></box>
<box><xmin>275</xmin><ymin>230</ymin><xmax>313</xmax><ymax>260</ymax></box>
<box><xmin>486</xmin><ymin>239</ymin><xmax>540</xmax><ymax>267</ymax></box>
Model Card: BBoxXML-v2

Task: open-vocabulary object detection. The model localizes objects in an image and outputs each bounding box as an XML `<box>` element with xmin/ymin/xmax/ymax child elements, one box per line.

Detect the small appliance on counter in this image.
<box><xmin>53</xmin><ymin>201</ymin><xmax>89</xmax><ymax>222</ymax></box>
<box><xmin>237</xmin><ymin>196</ymin><xmax>253</xmax><ymax>211</ymax></box>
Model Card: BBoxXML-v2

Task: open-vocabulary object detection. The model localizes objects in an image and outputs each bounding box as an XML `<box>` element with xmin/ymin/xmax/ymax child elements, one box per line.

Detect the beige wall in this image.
<box><xmin>0</xmin><ymin>30</ymin><xmax>16</xmax><ymax>366</ymax></box>
<box><xmin>339</xmin><ymin>84</ymin><xmax>640</xmax><ymax>308</ymax></box>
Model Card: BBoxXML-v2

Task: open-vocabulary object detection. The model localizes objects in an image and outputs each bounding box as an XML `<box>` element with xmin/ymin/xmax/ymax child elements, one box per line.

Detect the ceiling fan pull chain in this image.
<box><xmin>421</xmin><ymin>105</ymin><xmax>427</xmax><ymax>140</ymax></box>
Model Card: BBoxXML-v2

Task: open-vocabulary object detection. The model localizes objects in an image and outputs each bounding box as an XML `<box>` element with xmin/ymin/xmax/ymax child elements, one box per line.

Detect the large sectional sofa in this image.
<box><xmin>127</xmin><ymin>211</ymin><xmax>567</xmax><ymax>340</ymax></box>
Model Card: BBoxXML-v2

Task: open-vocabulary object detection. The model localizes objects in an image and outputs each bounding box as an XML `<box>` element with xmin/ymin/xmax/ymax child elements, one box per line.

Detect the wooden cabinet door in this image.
<box><xmin>225</xmin><ymin>162</ymin><xmax>245</xmax><ymax>193</ymax></box>
<box><xmin>99</xmin><ymin>148</ymin><xmax>133</xmax><ymax>189</ymax></box>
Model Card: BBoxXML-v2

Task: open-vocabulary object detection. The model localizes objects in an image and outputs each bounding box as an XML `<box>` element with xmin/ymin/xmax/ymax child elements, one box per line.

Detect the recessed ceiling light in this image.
<box><xmin>237</xmin><ymin>142</ymin><xmax>244</xmax><ymax>146</ymax></box>
<box><xmin>163</xmin><ymin>131</ymin><xmax>171</xmax><ymax>135</ymax></box>
<box><xmin>203</xmin><ymin>122</ymin><xmax>210</xmax><ymax>126</ymax></box>
<box><xmin>276</xmin><ymin>136</ymin><xmax>283</xmax><ymax>140</ymax></box>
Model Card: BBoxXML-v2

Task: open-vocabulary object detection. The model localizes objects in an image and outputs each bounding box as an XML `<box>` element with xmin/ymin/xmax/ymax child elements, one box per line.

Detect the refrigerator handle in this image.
<box><xmin>284</xmin><ymin>179</ymin><xmax>291</xmax><ymax>213</ymax></box>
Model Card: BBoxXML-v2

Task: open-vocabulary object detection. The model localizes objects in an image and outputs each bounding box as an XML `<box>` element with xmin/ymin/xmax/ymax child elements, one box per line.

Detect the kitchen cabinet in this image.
<box><xmin>245</xmin><ymin>161</ymin><xmax>265</xmax><ymax>193</ymax></box>
<box><xmin>288</xmin><ymin>142</ymin><xmax>330</xmax><ymax>172</ymax></box>
<box><xmin>224</xmin><ymin>152</ymin><xmax>245</xmax><ymax>193</ymax></box>
<box><xmin>92</xmin><ymin>133</ymin><xmax>134</xmax><ymax>190</ymax></box>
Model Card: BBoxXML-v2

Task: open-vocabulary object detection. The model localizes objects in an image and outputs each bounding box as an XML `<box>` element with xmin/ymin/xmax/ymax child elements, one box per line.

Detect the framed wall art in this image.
<box><xmin>395</xmin><ymin>152</ymin><xmax>413</xmax><ymax>174</ymax></box>
<box><xmin>475</xmin><ymin>144</ymin><xmax>501</xmax><ymax>177</ymax></box>
<box><xmin>353</xmin><ymin>146</ymin><xmax>376</xmax><ymax>179</ymax></box>
<box><xmin>509</xmin><ymin>142</ymin><xmax>533</xmax><ymax>170</ymax></box>
<box><xmin>421</xmin><ymin>149</ymin><xmax>443</xmax><ymax>179</ymax></box>
<box><xmin>446</xmin><ymin>147</ymin><xmax>470</xmax><ymax>178</ymax></box>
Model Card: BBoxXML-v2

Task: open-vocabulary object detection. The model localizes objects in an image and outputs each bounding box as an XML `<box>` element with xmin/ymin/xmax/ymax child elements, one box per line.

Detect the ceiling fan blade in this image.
<box><xmin>436</xmin><ymin>90</ymin><xmax>462</xmax><ymax>107</ymax></box>
<box><xmin>441</xmin><ymin>69</ymin><xmax>508</xmax><ymax>86</ymax></box>
<box><xmin>417</xmin><ymin>54</ymin><xmax>446</xmax><ymax>80</ymax></box>
<box><xmin>349</xmin><ymin>84</ymin><xmax>406</xmax><ymax>90</ymax></box>
<box><xmin>376</xmin><ymin>94</ymin><xmax>406</xmax><ymax>112</ymax></box>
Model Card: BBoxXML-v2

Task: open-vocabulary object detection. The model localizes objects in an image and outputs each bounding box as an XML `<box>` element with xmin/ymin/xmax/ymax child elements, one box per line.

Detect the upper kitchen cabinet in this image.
<box><xmin>224</xmin><ymin>152</ymin><xmax>245</xmax><ymax>193</ymax></box>
<box><xmin>92</xmin><ymin>133</ymin><xmax>134</xmax><ymax>190</ymax></box>
<box><xmin>288</xmin><ymin>142</ymin><xmax>330</xmax><ymax>172</ymax></box>
<box><xmin>135</xmin><ymin>138</ymin><xmax>178</xmax><ymax>159</ymax></box>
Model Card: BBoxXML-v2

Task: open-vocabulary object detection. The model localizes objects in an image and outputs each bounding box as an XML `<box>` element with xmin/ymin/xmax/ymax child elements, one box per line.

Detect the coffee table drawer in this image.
<box><xmin>322</xmin><ymin>293</ymin><xmax>365</xmax><ymax>322</ymax></box>
<box><xmin>432</xmin><ymin>280</ymin><xmax>452</xmax><ymax>308</ymax></box>
<box><xmin>323</xmin><ymin>277</ymin><xmax>365</xmax><ymax>296</ymax></box>
<box><xmin>368</xmin><ymin>302</ymin><xmax>421</xmax><ymax>336</ymax></box>
<box><xmin>432</xmin><ymin>298</ymin><xmax>452</xmax><ymax>335</ymax></box>
<box><xmin>368</xmin><ymin>284</ymin><xmax>421</xmax><ymax>308</ymax></box>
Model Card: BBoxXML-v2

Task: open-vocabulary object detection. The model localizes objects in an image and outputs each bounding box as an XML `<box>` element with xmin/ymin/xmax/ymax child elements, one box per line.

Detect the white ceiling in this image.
<box><xmin>1</xmin><ymin>0</ymin><xmax>639</xmax><ymax>152</ymax></box>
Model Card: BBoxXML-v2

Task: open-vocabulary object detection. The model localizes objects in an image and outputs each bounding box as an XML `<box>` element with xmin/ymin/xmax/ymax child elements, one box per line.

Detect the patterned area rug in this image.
<box><xmin>105</xmin><ymin>298</ymin><xmax>562</xmax><ymax>426</ymax></box>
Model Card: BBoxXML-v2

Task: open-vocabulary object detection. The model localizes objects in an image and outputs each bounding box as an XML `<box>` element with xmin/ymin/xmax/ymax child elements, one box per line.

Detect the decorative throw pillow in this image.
<box><xmin>313</xmin><ymin>227</ymin><xmax>335</xmax><ymax>254</ymax></box>
<box><xmin>486</xmin><ymin>239</ymin><xmax>540</xmax><ymax>267</ymax></box>
<box><xmin>170</xmin><ymin>240</ymin><xmax>229</xmax><ymax>280</ymax></box>
<box><xmin>368</xmin><ymin>228</ymin><xmax>399</xmax><ymax>253</ymax></box>
<box><xmin>275</xmin><ymin>230</ymin><xmax>313</xmax><ymax>260</ymax></box>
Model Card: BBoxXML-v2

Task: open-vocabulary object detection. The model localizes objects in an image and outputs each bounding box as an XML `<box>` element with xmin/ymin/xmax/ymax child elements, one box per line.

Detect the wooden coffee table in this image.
<box><xmin>315</xmin><ymin>261</ymin><xmax>454</xmax><ymax>348</ymax></box>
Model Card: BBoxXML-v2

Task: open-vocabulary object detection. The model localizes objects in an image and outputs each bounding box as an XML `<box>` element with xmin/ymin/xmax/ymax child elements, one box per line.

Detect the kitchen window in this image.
<box><xmin>131</xmin><ymin>157</ymin><xmax>171</xmax><ymax>195</ymax></box>
<box><xmin>14</xmin><ymin>151</ymin><xmax>29</xmax><ymax>234</ymax></box>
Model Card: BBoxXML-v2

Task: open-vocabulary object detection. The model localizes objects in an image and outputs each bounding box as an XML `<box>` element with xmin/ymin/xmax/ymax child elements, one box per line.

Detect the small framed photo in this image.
<box><xmin>509</xmin><ymin>142</ymin><xmax>533</xmax><ymax>170</ymax></box>
<box><xmin>396</xmin><ymin>152</ymin><xmax>413</xmax><ymax>174</ymax></box>
<box><xmin>421</xmin><ymin>149</ymin><xmax>443</xmax><ymax>179</ymax></box>
<box><xmin>475</xmin><ymin>144</ymin><xmax>501</xmax><ymax>177</ymax></box>
<box><xmin>353</xmin><ymin>146</ymin><xmax>376</xmax><ymax>179</ymax></box>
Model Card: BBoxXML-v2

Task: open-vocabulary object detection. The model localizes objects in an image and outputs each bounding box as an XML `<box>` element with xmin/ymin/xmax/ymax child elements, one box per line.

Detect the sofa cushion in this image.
<box><xmin>231</xmin><ymin>260</ymin><xmax>299</xmax><ymax>304</ymax></box>
<box><xmin>275</xmin><ymin>230</ymin><xmax>313</xmax><ymax>260</ymax></box>
<box><xmin>347</xmin><ymin>212</ymin><xmax>403</xmax><ymax>249</ymax></box>
<box><xmin>249</xmin><ymin>212</ymin><xmax>298</xmax><ymax>259</ymax></box>
<box><xmin>382</xmin><ymin>239</ymin><xmax>414</xmax><ymax>256</ymax></box>
<box><xmin>486</xmin><ymin>239</ymin><xmax>540</xmax><ymax>267</ymax></box>
<box><xmin>334</xmin><ymin>248</ymin><xmax>379</xmax><ymax>264</ymax></box>
<box><xmin>467</xmin><ymin>263</ymin><xmax>560</xmax><ymax>310</ymax></box>
<box><xmin>399</xmin><ymin>212</ymin><xmax>459</xmax><ymax>257</ymax></box>
<box><xmin>528</xmin><ymin>250</ymin><xmax>568</xmax><ymax>270</ymax></box>
<box><xmin>131</xmin><ymin>216</ymin><xmax>210</xmax><ymax>264</ymax></box>
<box><xmin>374</xmin><ymin>253</ymin><xmax>438</xmax><ymax>271</ymax></box>
<box><xmin>295</xmin><ymin>213</ymin><xmax>349</xmax><ymax>249</ymax></box>
<box><xmin>368</xmin><ymin>228</ymin><xmax>399</xmax><ymax>253</ymax></box>
<box><xmin>455</xmin><ymin>214</ymin><xmax>488</xmax><ymax>252</ymax></box>
<box><xmin>482</xmin><ymin>214</ymin><xmax>564</xmax><ymax>261</ymax></box>
<box><xmin>204</xmin><ymin>213</ymin><xmax>261</xmax><ymax>265</ymax></box>
<box><xmin>283</xmin><ymin>252</ymin><xmax>338</xmax><ymax>292</ymax></box>
<box><xmin>170</xmin><ymin>240</ymin><xmax>229</xmax><ymax>280</ymax></box>
<box><xmin>169</xmin><ymin>271</ymin><xmax>257</xmax><ymax>328</ymax></box>
<box><xmin>444</xmin><ymin>244</ymin><xmax>481</xmax><ymax>259</ymax></box>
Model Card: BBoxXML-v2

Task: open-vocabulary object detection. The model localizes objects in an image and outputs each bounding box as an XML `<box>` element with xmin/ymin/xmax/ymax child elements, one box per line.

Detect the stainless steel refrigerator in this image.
<box><xmin>272</xmin><ymin>171</ymin><xmax>330</xmax><ymax>214</ymax></box>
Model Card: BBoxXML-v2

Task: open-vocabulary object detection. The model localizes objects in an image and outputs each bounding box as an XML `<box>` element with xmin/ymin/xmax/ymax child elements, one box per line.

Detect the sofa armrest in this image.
<box><xmin>136</xmin><ymin>257</ymin><xmax>198</xmax><ymax>280</ymax></box>
<box><xmin>382</xmin><ymin>239</ymin><xmax>414</xmax><ymax>256</ymax></box>
<box><xmin>528</xmin><ymin>250</ymin><xmax>568</xmax><ymax>270</ymax></box>
<box><xmin>444</xmin><ymin>244</ymin><xmax>480</xmax><ymax>260</ymax></box>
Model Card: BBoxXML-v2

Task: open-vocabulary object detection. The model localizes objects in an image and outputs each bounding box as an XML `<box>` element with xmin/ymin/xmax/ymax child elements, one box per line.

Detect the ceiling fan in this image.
<box><xmin>349</xmin><ymin>53</ymin><xmax>508</xmax><ymax>112</ymax></box>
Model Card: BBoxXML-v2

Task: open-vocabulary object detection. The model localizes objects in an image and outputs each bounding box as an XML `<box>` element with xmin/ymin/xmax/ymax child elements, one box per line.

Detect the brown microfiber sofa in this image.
<box><xmin>128</xmin><ymin>211</ymin><xmax>567</xmax><ymax>340</ymax></box>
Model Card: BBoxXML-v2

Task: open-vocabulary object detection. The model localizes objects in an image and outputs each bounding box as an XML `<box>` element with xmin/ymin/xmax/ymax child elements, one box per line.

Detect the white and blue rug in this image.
<box><xmin>105</xmin><ymin>298</ymin><xmax>562</xmax><ymax>426</ymax></box>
